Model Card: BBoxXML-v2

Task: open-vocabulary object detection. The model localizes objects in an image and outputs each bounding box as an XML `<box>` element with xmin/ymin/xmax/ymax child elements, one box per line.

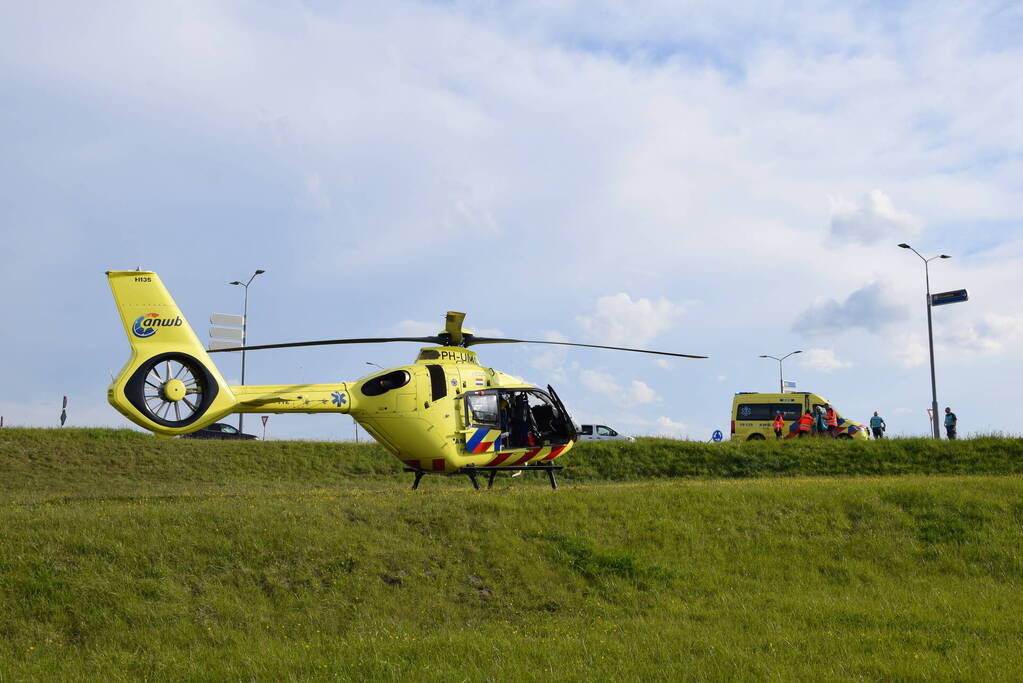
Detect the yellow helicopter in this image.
<box><xmin>106</xmin><ymin>271</ymin><xmax>706</xmax><ymax>488</ymax></box>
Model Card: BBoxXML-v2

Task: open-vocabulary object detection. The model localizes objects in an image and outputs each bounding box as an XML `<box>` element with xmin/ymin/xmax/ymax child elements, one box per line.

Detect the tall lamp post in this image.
<box><xmin>229</xmin><ymin>269</ymin><xmax>265</xmax><ymax>433</ymax></box>
<box><xmin>898</xmin><ymin>243</ymin><xmax>950</xmax><ymax>439</ymax></box>
<box><xmin>759</xmin><ymin>351</ymin><xmax>802</xmax><ymax>393</ymax></box>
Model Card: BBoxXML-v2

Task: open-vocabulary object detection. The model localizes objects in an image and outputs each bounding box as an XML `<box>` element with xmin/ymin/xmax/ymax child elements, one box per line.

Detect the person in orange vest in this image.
<box><xmin>824</xmin><ymin>403</ymin><xmax>839</xmax><ymax>438</ymax></box>
<box><xmin>797</xmin><ymin>409</ymin><xmax>814</xmax><ymax>437</ymax></box>
<box><xmin>772</xmin><ymin>411</ymin><xmax>785</xmax><ymax>439</ymax></box>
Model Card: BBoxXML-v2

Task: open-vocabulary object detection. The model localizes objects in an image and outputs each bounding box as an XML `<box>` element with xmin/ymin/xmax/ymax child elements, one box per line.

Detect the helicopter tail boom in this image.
<box><xmin>106</xmin><ymin>270</ymin><xmax>239</xmax><ymax>435</ymax></box>
<box><xmin>230</xmin><ymin>384</ymin><xmax>353</xmax><ymax>415</ymax></box>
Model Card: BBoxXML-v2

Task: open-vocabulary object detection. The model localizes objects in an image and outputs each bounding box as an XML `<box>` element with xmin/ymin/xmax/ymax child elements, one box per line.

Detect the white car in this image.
<box><xmin>578</xmin><ymin>424</ymin><xmax>635</xmax><ymax>442</ymax></box>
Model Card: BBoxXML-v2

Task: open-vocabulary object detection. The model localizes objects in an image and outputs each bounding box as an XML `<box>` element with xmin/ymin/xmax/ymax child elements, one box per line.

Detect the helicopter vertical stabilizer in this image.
<box><xmin>106</xmin><ymin>271</ymin><xmax>238</xmax><ymax>434</ymax></box>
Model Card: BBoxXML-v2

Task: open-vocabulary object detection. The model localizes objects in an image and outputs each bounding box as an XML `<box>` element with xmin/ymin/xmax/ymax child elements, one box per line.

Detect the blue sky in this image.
<box><xmin>2</xmin><ymin>1</ymin><xmax>1021</xmax><ymax>439</ymax></box>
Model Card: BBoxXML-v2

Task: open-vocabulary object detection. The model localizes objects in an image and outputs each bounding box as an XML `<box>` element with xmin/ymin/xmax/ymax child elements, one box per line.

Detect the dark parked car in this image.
<box><xmin>180</xmin><ymin>422</ymin><xmax>257</xmax><ymax>440</ymax></box>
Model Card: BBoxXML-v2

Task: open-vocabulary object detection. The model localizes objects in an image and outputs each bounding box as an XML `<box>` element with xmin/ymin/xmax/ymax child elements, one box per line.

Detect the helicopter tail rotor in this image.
<box><xmin>106</xmin><ymin>271</ymin><xmax>238</xmax><ymax>434</ymax></box>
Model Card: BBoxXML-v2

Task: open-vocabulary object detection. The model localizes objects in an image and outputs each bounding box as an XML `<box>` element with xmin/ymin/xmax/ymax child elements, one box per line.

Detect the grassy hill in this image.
<box><xmin>2</xmin><ymin>428</ymin><xmax>1021</xmax><ymax>499</ymax></box>
<box><xmin>2</xmin><ymin>429</ymin><xmax>1022</xmax><ymax>680</ymax></box>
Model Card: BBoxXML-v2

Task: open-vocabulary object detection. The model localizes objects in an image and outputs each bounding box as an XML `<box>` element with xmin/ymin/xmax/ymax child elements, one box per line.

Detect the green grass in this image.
<box><xmin>2</xmin><ymin>429</ymin><xmax>1022</xmax><ymax>680</ymax></box>
<box><xmin>564</xmin><ymin>435</ymin><xmax>1023</xmax><ymax>480</ymax></box>
<box><xmin>3</xmin><ymin>429</ymin><xmax>1021</xmax><ymax>501</ymax></box>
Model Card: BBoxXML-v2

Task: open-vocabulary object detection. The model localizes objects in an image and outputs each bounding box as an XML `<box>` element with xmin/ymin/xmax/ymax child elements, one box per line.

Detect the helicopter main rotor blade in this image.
<box><xmin>465</xmin><ymin>337</ymin><xmax>708</xmax><ymax>359</ymax></box>
<box><xmin>207</xmin><ymin>336</ymin><xmax>443</xmax><ymax>353</ymax></box>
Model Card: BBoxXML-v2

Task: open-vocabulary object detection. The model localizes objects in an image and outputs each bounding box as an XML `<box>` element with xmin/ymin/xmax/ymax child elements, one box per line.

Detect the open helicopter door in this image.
<box><xmin>547</xmin><ymin>384</ymin><xmax>581</xmax><ymax>441</ymax></box>
<box><xmin>461</xmin><ymin>388</ymin><xmax>575</xmax><ymax>459</ymax></box>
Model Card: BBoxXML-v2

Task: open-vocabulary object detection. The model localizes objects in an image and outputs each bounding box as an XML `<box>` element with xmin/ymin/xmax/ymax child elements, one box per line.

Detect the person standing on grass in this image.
<box><xmin>824</xmin><ymin>403</ymin><xmax>838</xmax><ymax>439</ymax></box>
<box><xmin>944</xmin><ymin>407</ymin><xmax>958</xmax><ymax>440</ymax></box>
<box><xmin>773</xmin><ymin>411</ymin><xmax>785</xmax><ymax>439</ymax></box>
<box><xmin>869</xmin><ymin>411</ymin><xmax>886</xmax><ymax>439</ymax></box>
<box><xmin>813</xmin><ymin>406</ymin><xmax>827</xmax><ymax>436</ymax></box>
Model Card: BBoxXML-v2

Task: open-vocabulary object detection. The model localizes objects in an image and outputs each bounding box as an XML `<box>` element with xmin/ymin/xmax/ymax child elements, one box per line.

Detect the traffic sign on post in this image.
<box><xmin>930</xmin><ymin>289</ymin><xmax>968</xmax><ymax>306</ymax></box>
<box><xmin>209</xmin><ymin>313</ymin><xmax>245</xmax><ymax>352</ymax></box>
<box><xmin>209</xmin><ymin>326</ymin><xmax>244</xmax><ymax>340</ymax></box>
<box><xmin>210</xmin><ymin>313</ymin><xmax>245</xmax><ymax>327</ymax></box>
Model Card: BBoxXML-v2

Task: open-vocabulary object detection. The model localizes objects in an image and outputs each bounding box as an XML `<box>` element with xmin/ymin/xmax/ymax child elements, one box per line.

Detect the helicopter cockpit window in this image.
<box><xmin>361</xmin><ymin>370</ymin><xmax>411</xmax><ymax>397</ymax></box>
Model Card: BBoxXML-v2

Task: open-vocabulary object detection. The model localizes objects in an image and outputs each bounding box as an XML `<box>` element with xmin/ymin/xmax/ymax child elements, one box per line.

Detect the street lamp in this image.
<box><xmin>898</xmin><ymin>243</ymin><xmax>950</xmax><ymax>439</ymax></box>
<box><xmin>759</xmin><ymin>351</ymin><xmax>802</xmax><ymax>393</ymax></box>
<box><xmin>229</xmin><ymin>269</ymin><xmax>265</xmax><ymax>432</ymax></box>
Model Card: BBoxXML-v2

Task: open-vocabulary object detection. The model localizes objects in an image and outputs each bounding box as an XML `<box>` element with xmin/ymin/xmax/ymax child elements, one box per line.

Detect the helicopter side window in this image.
<box><xmin>465</xmin><ymin>391</ymin><xmax>499</xmax><ymax>427</ymax></box>
<box><xmin>426</xmin><ymin>364</ymin><xmax>447</xmax><ymax>401</ymax></box>
<box><xmin>361</xmin><ymin>370</ymin><xmax>411</xmax><ymax>397</ymax></box>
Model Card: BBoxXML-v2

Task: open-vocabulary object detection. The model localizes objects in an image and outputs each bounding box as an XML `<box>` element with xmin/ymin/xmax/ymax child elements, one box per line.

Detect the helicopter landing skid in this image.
<box><xmin>403</xmin><ymin>464</ymin><xmax>564</xmax><ymax>491</ymax></box>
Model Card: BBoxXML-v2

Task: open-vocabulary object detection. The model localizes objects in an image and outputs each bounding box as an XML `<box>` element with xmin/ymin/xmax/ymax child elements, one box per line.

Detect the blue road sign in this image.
<box><xmin>931</xmin><ymin>289</ymin><xmax>968</xmax><ymax>306</ymax></box>
<box><xmin>712</xmin><ymin>430</ymin><xmax>723</xmax><ymax>443</ymax></box>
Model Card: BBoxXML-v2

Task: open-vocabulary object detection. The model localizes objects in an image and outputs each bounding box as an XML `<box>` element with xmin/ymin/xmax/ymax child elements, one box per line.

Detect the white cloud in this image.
<box><xmin>651</xmin><ymin>416</ymin><xmax>688</xmax><ymax>438</ymax></box>
<box><xmin>793</xmin><ymin>282</ymin><xmax>908</xmax><ymax>336</ymax></box>
<box><xmin>800</xmin><ymin>348</ymin><xmax>852</xmax><ymax>372</ymax></box>
<box><xmin>577</xmin><ymin>293</ymin><xmax>684</xmax><ymax>347</ymax></box>
<box><xmin>1</xmin><ymin>2</ymin><xmax>1022</xmax><ymax>444</ymax></box>
<box><xmin>939</xmin><ymin>313</ymin><xmax>1023</xmax><ymax>355</ymax></box>
<box><xmin>827</xmin><ymin>190</ymin><xmax>921</xmax><ymax>244</ymax></box>
<box><xmin>893</xmin><ymin>333</ymin><xmax>928</xmax><ymax>368</ymax></box>
<box><xmin>579</xmin><ymin>369</ymin><xmax>658</xmax><ymax>405</ymax></box>
<box><xmin>528</xmin><ymin>330</ymin><xmax>572</xmax><ymax>382</ymax></box>
<box><xmin>626</xmin><ymin>380</ymin><xmax>658</xmax><ymax>404</ymax></box>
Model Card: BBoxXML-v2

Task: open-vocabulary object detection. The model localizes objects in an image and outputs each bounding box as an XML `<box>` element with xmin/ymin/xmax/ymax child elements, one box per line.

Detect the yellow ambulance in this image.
<box><xmin>730</xmin><ymin>392</ymin><xmax>868</xmax><ymax>441</ymax></box>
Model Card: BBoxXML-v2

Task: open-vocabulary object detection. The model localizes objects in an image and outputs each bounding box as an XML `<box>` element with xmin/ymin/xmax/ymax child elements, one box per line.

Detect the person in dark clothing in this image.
<box><xmin>944</xmin><ymin>407</ymin><xmax>958</xmax><ymax>440</ymax></box>
<box><xmin>869</xmin><ymin>411</ymin><xmax>886</xmax><ymax>439</ymax></box>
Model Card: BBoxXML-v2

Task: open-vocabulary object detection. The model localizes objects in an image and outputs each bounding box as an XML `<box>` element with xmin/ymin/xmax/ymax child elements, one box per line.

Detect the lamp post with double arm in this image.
<box><xmin>229</xmin><ymin>269</ymin><xmax>265</xmax><ymax>433</ymax></box>
<box><xmin>759</xmin><ymin>350</ymin><xmax>802</xmax><ymax>394</ymax></box>
<box><xmin>898</xmin><ymin>243</ymin><xmax>950</xmax><ymax>439</ymax></box>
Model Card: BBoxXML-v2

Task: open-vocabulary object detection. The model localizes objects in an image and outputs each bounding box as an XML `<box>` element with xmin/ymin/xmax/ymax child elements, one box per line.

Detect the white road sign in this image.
<box><xmin>210</xmin><ymin>313</ymin><xmax>244</xmax><ymax>327</ymax></box>
<box><xmin>209</xmin><ymin>326</ymin><xmax>244</xmax><ymax>340</ymax></box>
